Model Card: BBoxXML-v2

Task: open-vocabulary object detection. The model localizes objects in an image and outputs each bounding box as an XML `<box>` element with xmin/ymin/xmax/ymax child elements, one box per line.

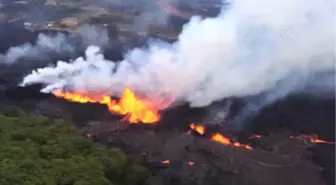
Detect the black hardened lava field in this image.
<box><xmin>0</xmin><ymin>1</ymin><xmax>335</xmax><ymax>185</ymax></box>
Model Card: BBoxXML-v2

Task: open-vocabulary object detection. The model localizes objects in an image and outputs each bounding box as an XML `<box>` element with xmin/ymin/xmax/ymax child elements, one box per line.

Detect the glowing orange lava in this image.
<box><xmin>190</xmin><ymin>123</ymin><xmax>205</xmax><ymax>135</ymax></box>
<box><xmin>211</xmin><ymin>133</ymin><xmax>253</xmax><ymax>150</ymax></box>
<box><xmin>161</xmin><ymin>160</ymin><xmax>170</xmax><ymax>164</ymax></box>
<box><xmin>188</xmin><ymin>161</ymin><xmax>195</xmax><ymax>166</ymax></box>
<box><xmin>210</xmin><ymin>133</ymin><xmax>232</xmax><ymax>145</ymax></box>
<box><xmin>189</xmin><ymin>123</ymin><xmax>253</xmax><ymax>150</ymax></box>
<box><xmin>53</xmin><ymin>88</ymin><xmax>162</xmax><ymax>124</ymax></box>
<box><xmin>290</xmin><ymin>135</ymin><xmax>335</xmax><ymax>144</ymax></box>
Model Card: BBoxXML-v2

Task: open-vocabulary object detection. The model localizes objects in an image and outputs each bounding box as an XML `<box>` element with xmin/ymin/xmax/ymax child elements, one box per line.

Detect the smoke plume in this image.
<box><xmin>0</xmin><ymin>33</ymin><xmax>72</xmax><ymax>64</ymax></box>
<box><xmin>76</xmin><ymin>25</ymin><xmax>110</xmax><ymax>49</ymax></box>
<box><xmin>131</xmin><ymin>0</ymin><xmax>170</xmax><ymax>34</ymax></box>
<box><xmin>21</xmin><ymin>0</ymin><xmax>335</xmax><ymax>114</ymax></box>
<box><xmin>0</xmin><ymin>25</ymin><xmax>110</xmax><ymax>64</ymax></box>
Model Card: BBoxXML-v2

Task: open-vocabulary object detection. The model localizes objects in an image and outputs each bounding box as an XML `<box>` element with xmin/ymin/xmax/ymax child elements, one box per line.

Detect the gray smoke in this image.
<box><xmin>0</xmin><ymin>25</ymin><xmax>110</xmax><ymax>64</ymax></box>
<box><xmin>131</xmin><ymin>10</ymin><xmax>169</xmax><ymax>34</ymax></box>
<box><xmin>203</xmin><ymin>100</ymin><xmax>233</xmax><ymax>125</ymax></box>
<box><xmin>1</xmin><ymin>33</ymin><xmax>72</xmax><ymax>64</ymax></box>
<box><xmin>76</xmin><ymin>24</ymin><xmax>110</xmax><ymax>49</ymax></box>
<box><xmin>128</xmin><ymin>0</ymin><xmax>170</xmax><ymax>34</ymax></box>
<box><xmin>20</xmin><ymin>0</ymin><xmax>335</xmax><ymax>118</ymax></box>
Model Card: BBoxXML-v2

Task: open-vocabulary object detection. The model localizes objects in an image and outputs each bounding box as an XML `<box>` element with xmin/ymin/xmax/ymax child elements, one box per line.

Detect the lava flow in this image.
<box><xmin>189</xmin><ymin>123</ymin><xmax>253</xmax><ymax>150</ymax></box>
<box><xmin>53</xmin><ymin>88</ymin><xmax>162</xmax><ymax>124</ymax></box>
<box><xmin>190</xmin><ymin>123</ymin><xmax>205</xmax><ymax>135</ymax></box>
<box><xmin>161</xmin><ymin>160</ymin><xmax>170</xmax><ymax>164</ymax></box>
<box><xmin>290</xmin><ymin>135</ymin><xmax>335</xmax><ymax>144</ymax></box>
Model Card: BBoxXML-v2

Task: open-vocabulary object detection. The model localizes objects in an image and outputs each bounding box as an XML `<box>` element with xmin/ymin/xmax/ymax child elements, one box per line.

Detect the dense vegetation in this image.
<box><xmin>0</xmin><ymin>109</ymin><xmax>150</xmax><ymax>185</ymax></box>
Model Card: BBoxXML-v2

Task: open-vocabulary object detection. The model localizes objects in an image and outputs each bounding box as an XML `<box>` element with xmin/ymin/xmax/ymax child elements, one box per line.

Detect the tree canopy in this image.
<box><xmin>0</xmin><ymin>109</ymin><xmax>150</xmax><ymax>185</ymax></box>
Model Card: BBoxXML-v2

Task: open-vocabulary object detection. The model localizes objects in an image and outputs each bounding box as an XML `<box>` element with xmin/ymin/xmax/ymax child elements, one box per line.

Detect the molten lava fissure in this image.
<box><xmin>53</xmin><ymin>88</ymin><xmax>162</xmax><ymax>124</ymax></box>
<box><xmin>189</xmin><ymin>123</ymin><xmax>253</xmax><ymax>150</ymax></box>
<box><xmin>290</xmin><ymin>135</ymin><xmax>336</xmax><ymax>144</ymax></box>
<box><xmin>190</xmin><ymin>123</ymin><xmax>205</xmax><ymax>135</ymax></box>
<box><xmin>188</xmin><ymin>161</ymin><xmax>195</xmax><ymax>166</ymax></box>
<box><xmin>160</xmin><ymin>160</ymin><xmax>195</xmax><ymax>166</ymax></box>
<box><xmin>211</xmin><ymin>133</ymin><xmax>253</xmax><ymax>150</ymax></box>
<box><xmin>161</xmin><ymin>160</ymin><xmax>170</xmax><ymax>164</ymax></box>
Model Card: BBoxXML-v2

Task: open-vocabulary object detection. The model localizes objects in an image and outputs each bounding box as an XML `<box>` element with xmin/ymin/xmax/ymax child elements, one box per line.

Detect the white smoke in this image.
<box><xmin>21</xmin><ymin>0</ymin><xmax>335</xmax><ymax>110</ymax></box>
<box><xmin>2</xmin><ymin>33</ymin><xmax>72</xmax><ymax>64</ymax></box>
<box><xmin>0</xmin><ymin>25</ymin><xmax>110</xmax><ymax>64</ymax></box>
<box><xmin>76</xmin><ymin>24</ymin><xmax>110</xmax><ymax>48</ymax></box>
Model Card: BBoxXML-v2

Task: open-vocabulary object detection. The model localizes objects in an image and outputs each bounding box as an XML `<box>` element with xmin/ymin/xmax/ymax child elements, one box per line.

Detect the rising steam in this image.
<box><xmin>1</xmin><ymin>33</ymin><xmax>72</xmax><ymax>64</ymax></box>
<box><xmin>21</xmin><ymin>0</ymin><xmax>335</xmax><ymax>111</ymax></box>
<box><xmin>0</xmin><ymin>25</ymin><xmax>109</xmax><ymax>64</ymax></box>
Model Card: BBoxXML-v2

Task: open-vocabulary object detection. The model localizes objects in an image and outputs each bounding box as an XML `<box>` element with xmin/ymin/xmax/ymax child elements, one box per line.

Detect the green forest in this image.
<box><xmin>0</xmin><ymin>108</ymin><xmax>150</xmax><ymax>185</ymax></box>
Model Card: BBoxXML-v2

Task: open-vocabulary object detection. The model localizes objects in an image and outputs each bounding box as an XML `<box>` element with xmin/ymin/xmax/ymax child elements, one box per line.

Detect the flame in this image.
<box><xmin>53</xmin><ymin>88</ymin><xmax>163</xmax><ymax>124</ymax></box>
<box><xmin>161</xmin><ymin>160</ymin><xmax>170</xmax><ymax>164</ymax></box>
<box><xmin>190</xmin><ymin>123</ymin><xmax>205</xmax><ymax>135</ymax></box>
<box><xmin>290</xmin><ymin>135</ymin><xmax>335</xmax><ymax>144</ymax></box>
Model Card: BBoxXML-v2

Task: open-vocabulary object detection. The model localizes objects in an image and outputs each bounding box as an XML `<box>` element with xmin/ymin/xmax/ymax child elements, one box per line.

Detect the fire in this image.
<box><xmin>290</xmin><ymin>135</ymin><xmax>335</xmax><ymax>144</ymax></box>
<box><xmin>53</xmin><ymin>88</ymin><xmax>162</xmax><ymax>124</ymax></box>
<box><xmin>190</xmin><ymin>123</ymin><xmax>205</xmax><ymax>135</ymax></box>
<box><xmin>189</xmin><ymin>123</ymin><xmax>253</xmax><ymax>150</ymax></box>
